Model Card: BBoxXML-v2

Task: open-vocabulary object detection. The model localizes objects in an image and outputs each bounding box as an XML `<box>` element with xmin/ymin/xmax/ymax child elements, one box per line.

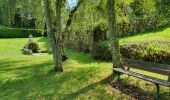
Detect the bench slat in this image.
<box><xmin>123</xmin><ymin>58</ymin><xmax>170</xmax><ymax>70</ymax></box>
<box><xmin>122</xmin><ymin>58</ymin><xmax>170</xmax><ymax>75</ymax></box>
<box><xmin>113</xmin><ymin>68</ymin><xmax>170</xmax><ymax>86</ymax></box>
<box><xmin>124</xmin><ymin>63</ymin><xmax>169</xmax><ymax>75</ymax></box>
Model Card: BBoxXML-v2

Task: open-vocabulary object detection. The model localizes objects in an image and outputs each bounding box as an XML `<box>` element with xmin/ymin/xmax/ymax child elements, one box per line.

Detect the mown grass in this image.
<box><xmin>0</xmin><ymin>38</ymin><xmax>125</xmax><ymax>100</ymax></box>
<box><xmin>0</xmin><ymin>26</ymin><xmax>170</xmax><ymax>99</ymax></box>
<box><xmin>119</xmin><ymin>26</ymin><xmax>170</xmax><ymax>52</ymax></box>
<box><xmin>120</xmin><ymin>26</ymin><xmax>170</xmax><ymax>46</ymax></box>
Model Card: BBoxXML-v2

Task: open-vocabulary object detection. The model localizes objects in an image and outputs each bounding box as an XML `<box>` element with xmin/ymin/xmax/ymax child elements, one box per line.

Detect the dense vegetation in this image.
<box><xmin>63</xmin><ymin>0</ymin><xmax>170</xmax><ymax>62</ymax></box>
<box><xmin>39</xmin><ymin>26</ymin><xmax>170</xmax><ymax>64</ymax></box>
<box><xmin>97</xmin><ymin>26</ymin><xmax>170</xmax><ymax>64</ymax></box>
<box><xmin>0</xmin><ymin>27</ymin><xmax>41</xmax><ymax>38</ymax></box>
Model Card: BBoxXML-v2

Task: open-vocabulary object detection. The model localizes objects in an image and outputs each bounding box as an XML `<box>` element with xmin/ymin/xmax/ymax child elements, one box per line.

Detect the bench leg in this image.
<box><xmin>113</xmin><ymin>71</ymin><xmax>121</xmax><ymax>81</ymax></box>
<box><xmin>155</xmin><ymin>83</ymin><xmax>160</xmax><ymax>99</ymax></box>
<box><xmin>116</xmin><ymin>72</ymin><xmax>121</xmax><ymax>81</ymax></box>
<box><xmin>117</xmin><ymin>72</ymin><xmax>121</xmax><ymax>80</ymax></box>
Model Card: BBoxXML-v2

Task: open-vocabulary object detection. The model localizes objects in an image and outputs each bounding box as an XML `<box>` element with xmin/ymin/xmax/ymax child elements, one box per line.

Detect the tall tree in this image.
<box><xmin>2</xmin><ymin>0</ymin><xmax>16</xmax><ymax>27</ymax></box>
<box><xmin>55</xmin><ymin>0</ymin><xmax>63</xmax><ymax>71</ymax></box>
<box><xmin>43</xmin><ymin>0</ymin><xmax>63</xmax><ymax>72</ymax></box>
<box><xmin>107</xmin><ymin>0</ymin><xmax>121</xmax><ymax>68</ymax></box>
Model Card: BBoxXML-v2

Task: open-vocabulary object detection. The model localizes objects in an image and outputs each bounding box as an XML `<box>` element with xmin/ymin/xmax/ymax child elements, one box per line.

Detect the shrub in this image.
<box><xmin>120</xmin><ymin>42</ymin><xmax>170</xmax><ymax>64</ymax></box>
<box><xmin>92</xmin><ymin>40</ymin><xmax>112</xmax><ymax>61</ymax></box>
<box><xmin>95</xmin><ymin>40</ymin><xmax>170</xmax><ymax>64</ymax></box>
<box><xmin>27</xmin><ymin>42</ymin><xmax>40</xmax><ymax>53</ymax></box>
<box><xmin>0</xmin><ymin>27</ymin><xmax>42</xmax><ymax>38</ymax></box>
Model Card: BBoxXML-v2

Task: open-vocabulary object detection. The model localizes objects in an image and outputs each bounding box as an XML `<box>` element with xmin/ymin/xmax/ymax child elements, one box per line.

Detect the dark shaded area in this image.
<box><xmin>92</xmin><ymin>26</ymin><xmax>109</xmax><ymax>61</ymax></box>
<box><xmin>63</xmin><ymin>74</ymin><xmax>115</xmax><ymax>100</ymax></box>
<box><xmin>159</xmin><ymin>92</ymin><xmax>170</xmax><ymax>100</ymax></box>
<box><xmin>110</xmin><ymin>80</ymin><xmax>153</xmax><ymax>100</ymax></box>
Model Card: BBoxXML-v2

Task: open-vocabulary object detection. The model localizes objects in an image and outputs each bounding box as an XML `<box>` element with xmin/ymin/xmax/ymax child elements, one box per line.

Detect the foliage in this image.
<box><xmin>92</xmin><ymin>40</ymin><xmax>112</xmax><ymax>61</ymax></box>
<box><xmin>65</xmin><ymin>0</ymin><xmax>170</xmax><ymax>53</ymax></box>
<box><xmin>69</xmin><ymin>0</ymin><xmax>169</xmax><ymax>32</ymax></box>
<box><xmin>0</xmin><ymin>38</ymin><xmax>169</xmax><ymax>99</ymax></box>
<box><xmin>0</xmin><ymin>27</ymin><xmax>42</xmax><ymax>38</ymax></box>
<box><xmin>120</xmin><ymin>42</ymin><xmax>170</xmax><ymax>64</ymax></box>
<box><xmin>96</xmin><ymin>26</ymin><xmax>170</xmax><ymax>64</ymax></box>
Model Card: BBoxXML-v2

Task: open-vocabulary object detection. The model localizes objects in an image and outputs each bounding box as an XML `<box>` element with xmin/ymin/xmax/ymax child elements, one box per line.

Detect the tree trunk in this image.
<box><xmin>55</xmin><ymin>0</ymin><xmax>63</xmax><ymax>71</ymax></box>
<box><xmin>43</xmin><ymin>0</ymin><xmax>63</xmax><ymax>72</ymax></box>
<box><xmin>107</xmin><ymin>0</ymin><xmax>121</xmax><ymax>68</ymax></box>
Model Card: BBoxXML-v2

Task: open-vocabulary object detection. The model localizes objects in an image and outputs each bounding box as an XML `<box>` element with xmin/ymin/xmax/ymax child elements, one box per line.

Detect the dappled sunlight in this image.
<box><xmin>1</xmin><ymin>0</ymin><xmax>170</xmax><ymax>99</ymax></box>
<box><xmin>0</xmin><ymin>39</ymin><xmax>114</xmax><ymax>99</ymax></box>
<box><xmin>1</xmin><ymin>35</ymin><xmax>170</xmax><ymax>99</ymax></box>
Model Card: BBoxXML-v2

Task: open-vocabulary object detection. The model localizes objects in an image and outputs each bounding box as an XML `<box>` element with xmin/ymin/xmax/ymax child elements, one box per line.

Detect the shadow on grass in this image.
<box><xmin>110</xmin><ymin>80</ymin><xmax>154</xmax><ymax>99</ymax></box>
<box><xmin>0</xmin><ymin>58</ymin><xmax>110</xmax><ymax>99</ymax></box>
<box><xmin>0</xmin><ymin>60</ymin><xmax>30</xmax><ymax>71</ymax></box>
<box><xmin>62</xmin><ymin>74</ymin><xmax>115</xmax><ymax>99</ymax></box>
<box><xmin>67</xmin><ymin>49</ymin><xmax>97</xmax><ymax>64</ymax></box>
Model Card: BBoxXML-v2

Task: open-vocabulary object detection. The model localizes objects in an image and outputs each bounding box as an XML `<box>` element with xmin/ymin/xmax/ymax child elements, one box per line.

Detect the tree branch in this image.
<box><xmin>65</xmin><ymin>0</ymin><xmax>84</xmax><ymax>31</ymax></box>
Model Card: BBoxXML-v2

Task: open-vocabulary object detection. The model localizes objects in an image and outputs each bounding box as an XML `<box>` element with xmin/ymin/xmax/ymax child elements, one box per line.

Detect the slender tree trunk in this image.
<box><xmin>107</xmin><ymin>0</ymin><xmax>121</xmax><ymax>68</ymax></box>
<box><xmin>55</xmin><ymin>0</ymin><xmax>63</xmax><ymax>71</ymax></box>
<box><xmin>43</xmin><ymin>0</ymin><xmax>63</xmax><ymax>72</ymax></box>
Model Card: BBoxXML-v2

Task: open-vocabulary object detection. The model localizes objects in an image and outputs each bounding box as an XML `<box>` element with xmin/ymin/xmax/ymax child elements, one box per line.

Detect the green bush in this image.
<box><xmin>0</xmin><ymin>27</ymin><xmax>42</xmax><ymax>38</ymax></box>
<box><xmin>91</xmin><ymin>40</ymin><xmax>112</xmax><ymax>61</ymax></box>
<box><xmin>120</xmin><ymin>42</ymin><xmax>170</xmax><ymax>64</ymax></box>
<box><xmin>96</xmin><ymin>40</ymin><xmax>170</xmax><ymax>64</ymax></box>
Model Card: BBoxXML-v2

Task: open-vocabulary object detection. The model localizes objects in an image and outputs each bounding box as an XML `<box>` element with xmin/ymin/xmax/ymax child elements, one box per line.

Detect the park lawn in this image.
<box><xmin>0</xmin><ymin>38</ymin><xmax>126</xmax><ymax>100</ymax></box>
<box><xmin>0</xmin><ymin>27</ymin><xmax>170</xmax><ymax>99</ymax></box>
<box><xmin>120</xmin><ymin>26</ymin><xmax>170</xmax><ymax>44</ymax></box>
<box><xmin>120</xmin><ymin>26</ymin><xmax>170</xmax><ymax>52</ymax></box>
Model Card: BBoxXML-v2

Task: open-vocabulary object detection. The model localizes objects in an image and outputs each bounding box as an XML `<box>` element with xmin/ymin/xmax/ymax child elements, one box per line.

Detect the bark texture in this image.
<box><xmin>55</xmin><ymin>0</ymin><xmax>63</xmax><ymax>71</ymax></box>
<box><xmin>107</xmin><ymin>0</ymin><xmax>121</xmax><ymax>68</ymax></box>
<box><xmin>43</xmin><ymin>0</ymin><xmax>63</xmax><ymax>72</ymax></box>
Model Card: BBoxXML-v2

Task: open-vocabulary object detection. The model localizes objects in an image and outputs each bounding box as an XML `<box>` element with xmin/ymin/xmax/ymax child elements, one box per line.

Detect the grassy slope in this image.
<box><xmin>120</xmin><ymin>26</ymin><xmax>170</xmax><ymax>43</ymax></box>
<box><xmin>120</xmin><ymin>26</ymin><xmax>170</xmax><ymax>51</ymax></box>
<box><xmin>0</xmin><ymin>27</ymin><xmax>170</xmax><ymax>99</ymax></box>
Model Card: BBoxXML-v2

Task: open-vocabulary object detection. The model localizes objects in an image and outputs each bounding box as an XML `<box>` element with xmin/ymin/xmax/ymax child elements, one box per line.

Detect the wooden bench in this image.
<box><xmin>113</xmin><ymin>58</ymin><xmax>170</xmax><ymax>98</ymax></box>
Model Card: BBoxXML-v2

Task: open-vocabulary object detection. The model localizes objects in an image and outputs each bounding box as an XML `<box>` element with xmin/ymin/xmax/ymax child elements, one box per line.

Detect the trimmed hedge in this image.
<box><xmin>120</xmin><ymin>41</ymin><xmax>170</xmax><ymax>64</ymax></box>
<box><xmin>94</xmin><ymin>40</ymin><xmax>170</xmax><ymax>64</ymax></box>
<box><xmin>0</xmin><ymin>28</ymin><xmax>42</xmax><ymax>38</ymax></box>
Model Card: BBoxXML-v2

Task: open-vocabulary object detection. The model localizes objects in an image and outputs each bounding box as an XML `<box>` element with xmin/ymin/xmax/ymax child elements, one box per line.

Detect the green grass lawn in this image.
<box><xmin>120</xmin><ymin>26</ymin><xmax>170</xmax><ymax>44</ymax></box>
<box><xmin>0</xmin><ymin>38</ymin><xmax>124</xmax><ymax>100</ymax></box>
<box><xmin>0</xmin><ymin>27</ymin><xmax>170</xmax><ymax>99</ymax></box>
<box><xmin>120</xmin><ymin>26</ymin><xmax>170</xmax><ymax>52</ymax></box>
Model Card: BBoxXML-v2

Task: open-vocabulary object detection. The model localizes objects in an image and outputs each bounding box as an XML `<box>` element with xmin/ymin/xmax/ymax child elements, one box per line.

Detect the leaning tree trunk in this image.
<box><xmin>43</xmin><ymin>0</ymin><xmax>63</xmax><ymax>72</ymax></box>
<box><xmin>107</xmin><ymin>0</ymin><xmax>121</xmax><ymax>68</ymax></box>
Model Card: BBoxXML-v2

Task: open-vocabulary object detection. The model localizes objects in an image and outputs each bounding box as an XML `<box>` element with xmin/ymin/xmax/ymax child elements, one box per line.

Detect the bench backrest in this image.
<box><xmin>122</xmin><ymin>58</ymin><xmax>170</xmax><ymax>81</ymax></box>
